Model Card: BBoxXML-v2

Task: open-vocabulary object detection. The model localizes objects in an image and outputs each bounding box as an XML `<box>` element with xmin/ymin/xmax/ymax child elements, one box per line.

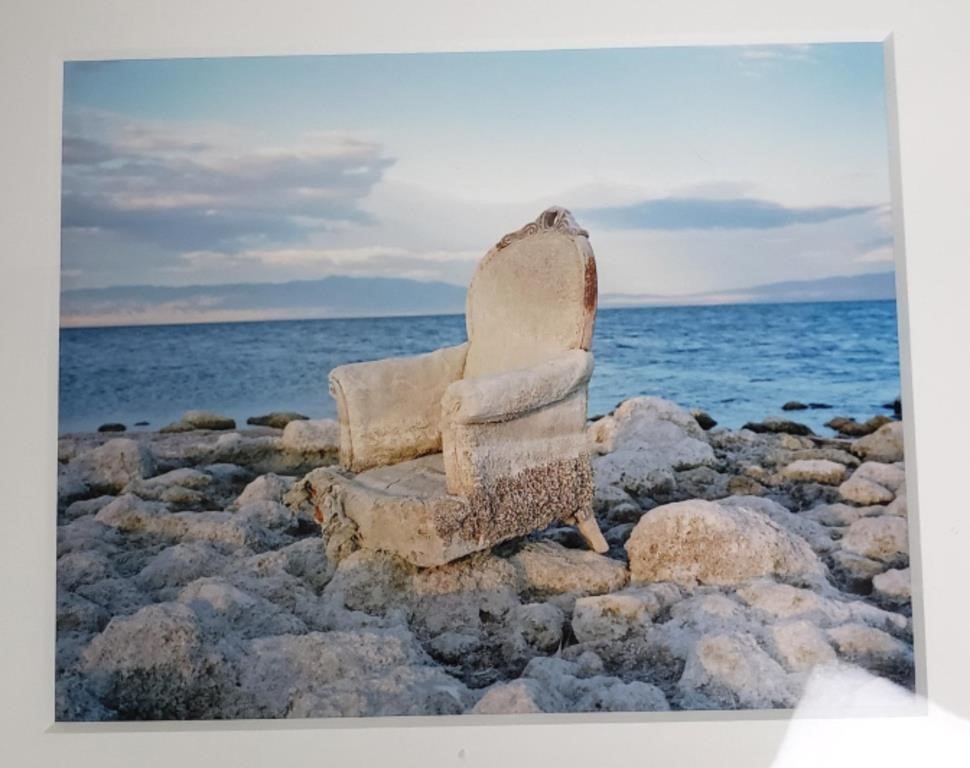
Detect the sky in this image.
<box><xmin>61</xmin><ymin>43</ymin><xmax>895</xmax><ymax>324</ymax></box>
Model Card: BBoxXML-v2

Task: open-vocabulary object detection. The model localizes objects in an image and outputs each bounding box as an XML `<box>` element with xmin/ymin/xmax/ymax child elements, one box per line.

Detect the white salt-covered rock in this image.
<box><xmin>851</xmin><ymin>461</ymin><xmax>906</xmax><ymax>493</ymax></box>
<box><xmin>181</xmin><ymin>410</ymin><xmax>236</xmax><ymax>430</ymax></box>
<box><xmin>781</xmin><ymin>459</ymin><xmax>846</xmax><ymax>485</ymax></box>
<box><xmin>62</xmin><ymin>495</ymin><xmax>116</xmax><ymax>522</ymax></box>
<box><xmin>588</xmin><ymin>396</ymin><xmax>713</xmax><ymax>497</ymax></box>
<box><xmin>471</xmin><ymin>678</ymin><xmax>548</xmax><ymax>714</ymax></box>
<box><xmin>57</xmin><ymin>550</ymin><xmax>113</xmax><ymax>591</ymax></box>
<box><xmin>237</xmin><ymin>627</ymin><xmax>472</xmax><ymax>718</ymax></box>
<box><xmin>135</xmin><ymin>542</ymin><xmax>229</xmax><ymax>592</ymax></box>
<box><xmin>233</xmin><ymin>473</ymin><xmax>296</xmax><ymax>507</ymax></box>
<box><xmin>510</xmin><ymin>541</ymin><xmax>628</xmax><ymax>598</ymax></box>
<box><xmin>571</xmin><ymin>593</ymin><xmax>652</xmax><ymax>643</ymax></box>
<box><xmin>872</xmin><ymin>568</ymin><xmax>911</xmax><ymax>603</ymax></box>
<box><xmin>851</xmin><ymin>421</ymin><xmax>904</xmax><ymax>463</ymax></box>
<box><xmin>588</xmin><ymin>396</ymin><xmax>707</xmax><ymax>451</ymax></box>
<box><xmin>839</xmin><ymin>476</ymin><xmax>894</xmax><ymax>506</ymax></box>
<box><xmin>521</xmin><ymin>656</ymin><xmax>669</xmax><ymax>713</ymax></box>
<box><xmin>827</xmin><ymin>623</ymin><xmax>912</xmax><ymax>670</ymax></box>
<box><xmin>626</xmin><ymin>499</ymin><xmax>826</xmax><ymax>587</ymax></box>
<box><xmin>735</xmin><ymin>579</ymin><xmax>850</xmax><ymax>625</ymax></box>
<box><xmin>677</xmin><ymin>632</ymin><xmax>797</xmax><ymax>709</ymax></box>
<box><xmin>281</xmin><ymin>418</ymin><xmax>340</xmax><ymax>454</ymax></box>
<box><xmin>94</xmin><ymin>493</ymin><xmax>170</xmax><ymax>533</ymax></box>
<box><xmin>771</xmin><ymin>620</ymin><xmax>837</xmax><ymax>672</ymax></box>
<box><xmin>831</xmin><ymin>550</ymin><xmax>887</xmax><ymax>583</ymax></box>
<box><xmin>592</xmin><ymin>453</ymin><xmax>676</xmax><ymax>499</ymax></box>
<box><xmin>720</xmin><ymin>495</ymin><xmax>835</xmax><ymax>554</ymax></box>
<box><xmin>840</xmin><ymin>516</ymin><xmax>908</xmax><ymax>564</ymax></box>
<box><xmin>80</xmin><ymin>602</ymin><xmax>219</xmax><ymax>719</ymax></box>
<box><xmin>71</xmin><ymin>439</ymin><xmax>157</xmax><ymax>494</ymax></box>
<box><xmin>506</xmin><ymin>602</ymin><xmax>565</xmax><ymax>651</ymax></box>
<box><xmin>885</xmin><ymin>492</ymin><xmax>908</xmax><ymax>517</ymax></box>
<box><xmin>801</xmin><ymin>503</ymin><xmax>885</xmax><ymax>527</ymax></box>
<box><xmin>178</xmin><ymin>577</ymin><xmax>306</xmax><ymax>638</ymax></box>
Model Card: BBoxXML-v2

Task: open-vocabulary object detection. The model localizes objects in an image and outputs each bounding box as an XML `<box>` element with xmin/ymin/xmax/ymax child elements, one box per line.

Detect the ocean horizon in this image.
<box><xmin>58</xmin><ymin>299</ymin><xmax>902</xmax><ymax>436</ymax></box>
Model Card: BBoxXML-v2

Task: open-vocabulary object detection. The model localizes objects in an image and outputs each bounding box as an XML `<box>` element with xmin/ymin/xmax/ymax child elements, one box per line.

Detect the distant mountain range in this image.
<box><xmin>60</xmin><ymin>271</ymin><xmax>897</xmax><ymax>328</ymax></box>
<box><xmin>600</xmin><ymin>271</ymin><xmax>897</xmax><ymax>308</ymax></box>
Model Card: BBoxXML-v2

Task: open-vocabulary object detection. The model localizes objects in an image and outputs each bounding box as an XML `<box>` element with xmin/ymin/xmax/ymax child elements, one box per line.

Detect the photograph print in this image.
<box><xmin>56</xmin><ymin>42</ymin><xmax>915</xmax><ymax>721</ymax></box>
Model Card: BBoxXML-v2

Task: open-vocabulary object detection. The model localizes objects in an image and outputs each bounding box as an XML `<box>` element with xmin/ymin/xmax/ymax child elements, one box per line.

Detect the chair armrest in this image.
<box><xmin>330</xmin><ymin>342</ymin><xmax>468</xmax><ymax>472</ymax></box>
<box><xmin>441</xmin><ymin>349</ymin><xmax>593</xmax><ymax>425</ymax></box>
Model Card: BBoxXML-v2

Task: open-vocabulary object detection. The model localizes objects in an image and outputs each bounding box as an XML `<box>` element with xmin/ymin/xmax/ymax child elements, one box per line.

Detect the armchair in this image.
<box><xmin>307</xmin><ymin>207</ymin><xmax>608</xmax><ymax>567</ymax></box>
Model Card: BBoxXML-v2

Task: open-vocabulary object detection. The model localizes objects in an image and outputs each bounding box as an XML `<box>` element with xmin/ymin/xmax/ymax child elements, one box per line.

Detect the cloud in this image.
<box><xmin>61</xmin><ymin>109</ymin><xmax>395</xmax><ymax>253</ymax></box>
<box><xmin>580</xmin><ymin>196</ymin><xmax>875</xmax><ymax>231</ymax></box>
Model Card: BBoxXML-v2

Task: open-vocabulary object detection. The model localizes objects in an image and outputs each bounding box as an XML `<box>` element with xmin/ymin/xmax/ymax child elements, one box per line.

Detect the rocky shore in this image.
<box><xmin>55</xmin><ymin>398</ymin><xmax>912</xmax><ymax>720</ymax></box>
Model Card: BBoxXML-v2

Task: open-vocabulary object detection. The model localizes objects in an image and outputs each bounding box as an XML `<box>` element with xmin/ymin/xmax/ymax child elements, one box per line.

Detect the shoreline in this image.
<box><xmin>55</xmin><ymin>397</ymin><xmax>912</xmax><ymax>721</ymax></box>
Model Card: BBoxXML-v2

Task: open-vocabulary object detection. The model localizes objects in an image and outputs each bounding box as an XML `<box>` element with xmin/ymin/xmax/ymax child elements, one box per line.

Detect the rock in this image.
<box><xmin>71</xmin><ymin>439</ymin><xmax>157</xmax><ymax>494</ymax></box>
<box><xmin>486</xmin><ymin>656</ymin><xmax>669</xmax><ymax>714</ymax></box>
<box><xmin>727</xmin><ymin>475</ymin><xmax>765</xmax><ymax>496</ymax></box>
<box><xmin>826</xmin><ymin>623</ymin><xmax>912</xmax><ymax>671</ymax></box>
<box><xmin>872</xmin><ymin>568</ymin><xmax>911</xmax><ymax>603</ymax></box>
<box><xmin>178</xmin><ymin>577</ymin><xmax>307</xmax><ymax>638</ymax></box>
<box><xmin>241</xmin><ymin>537</ymin><xmax>332</xmax><ymax>592</ymax></box>
<box><xmin>782</xmin><ymin>401</ymin><xmax>808</xmax><ymax>411</ymax></box>
<box><xmin>593</xmin><ymin>454</ymin><xmax>676</xmax><ymax>500</ymax></box>
<box><xmin>181</xmin><ymin>410</ymin><xmax>236</xmax><ymax>430</ymax></box>
<box><xmin>124</xmin><ymin>467</ymin><xmax>214</xmax><ymax>508</ymax></box>
<box><xmin>589</xmin><ymin>397</ymin><xmax>707</xmax><ymax>451</ymax></box>
<box><xmin>246</xmin><ymin>411</ymin><xmax>309</xmax><ymax>429</ymax></box>
<box><xmin>159</xmin><ymin>421</ymin><xmax>196</xmax><ymax>434</ymax></box>
<box><xmin>571</xmin><ymin>592</ymin><xmax>652</xmax><ymax>643</ymax></box>
<box><xmin>280</xmin><ymin>419</ymin><xmax>340</xmax><ymax>454</ymax></box>
<box><xmin>735</xmin><ymin>579</ymin><xmax>850</xmax><ymax>624</ymax></box>
<box><xmin>592</xmin><ymin>474</ymin><xmax>639</xmax><ymax>516</ymax></box>
<box><xmin>851</xmin><ymin>421</ymin><xmax>904</xmax><ymax>463</ymax></box>
<box><xmin>510</xmin><ymin>541</ymin><xmax>628</xmax><ymax>599</ymax></box>
<box><xmin>839</xmin><ymin>476</ymin><xmax>894</xmax><ymax>506</ymax></box>
<box><xmin>428</xmin><ymin>632</ymin><xmax>482</xmax><ymax>663</ymax></box>
<box><xmin>80</xmin><ymin>602</ymin><xmax>221</xmax><ymax>719</ymax></box>
<box><xmin>236</xmin><ymin>627</ymin><xmax>472</xmax><ymax>718</ymax></box>
<box><xmin>94</xmin><ymin>493</ymin><xmax>169</xmax><ymax>533</ymax></box>
<box><xmin>626</xmin><ymin>499</ymin><xmax>826</xmax><ymax>588</ymax></box>
<box><xmin>507</xmin><ymin>602</ymin><xmax>565</xmax><ymax>651</ymax></box>
<box><xmin>233</xmin><ymin>474</ymin><xmax>296</xmax><ymax>508</ymax></box>
<box><xmin>691</xmin><ymin>410</ymin><xmax>717</xmax><ymax>430</ymax></box>
<box><xmin>784</xmin><ymin>447</ymin><xmax>860</xmax><ymax>467</ymax></box>
<box><xmin>590</xmin><ymin>404</ymin><xmax>715</xmax><ymax>495</ymax></box>
<box><xmin>135</xmin><ymin>542</ymin><xmax>229</xmax><ymax>592</ymax></box>
<box><xmin>741</xmin><ymin>419</ymin><xmax>814</xmax><ymax>437</ymax></box>
<box><xmin>840</xmin><ymin>516</ymin><xmax>908</xmax><ymax>564</ymax></box>
<box><xmin>801</xmin><ymin>502</ymin><xmax>885</xmax><ymax>527</ymax></box>
<box><xmin>62</xmin><ymin>495</ymin><xmax>116</xmax><ymax>522</ymax></box>
<box><xmin>97</xmin><ymin>423</ymin><xmax>126</xmax><ymax>433</ymax></box>
<box><xmin>57</xmin><ymin>590</ymin><xmax>111</xmax><ymax>634</ymax></box>
<box><xmin>677</xmin><ymin>632</ymin><xmax>797</xmax><ymax>709</ymax></box>
<box><xmin>57</xmin><ymin>550</ymin><xmax>113</xmax><ymax>590</ymax></box>
<box><xmin>826</xmin><ymin>415</ymin><xmax>893</xmax><ymax>437</ymax></box>
<box><xmin>851</xmin><ymin>462</ymin><xmax>906</xmax><ymax>493</ymax></box>
<box><xmin>781</xmin><ymin>459</ymin><xmax>846</xmax><ymax>485</ymax></box>
<box><xmin>886</xmin><ymin>492</ymin><xmax>908</xmax><ymax>517</ymax></box>
<box><xmin>719</xmin><ymin>495</ymin><xmax>835</xmax><ymax>555</ymax></box>
<box><xmin>471</xmin><ymin>678</ymin><xmax>548</xmax><ymax>714</ymax></box>
<box><xmin>831</xmin><ymin>550</ymin><xmax>887</xmax><ymax>585</ymax></box>
<box><xmin>770</xmin><ymin>620</ymin><xmax>837</xmax><ymax>672</ymax></box>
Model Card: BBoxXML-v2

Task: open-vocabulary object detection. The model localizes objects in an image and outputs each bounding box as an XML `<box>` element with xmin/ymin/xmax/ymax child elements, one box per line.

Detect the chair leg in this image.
<box><xmin>574</xmin><ymin>514</ymin><xmax>609</xmax><ymax>554</ymax></box>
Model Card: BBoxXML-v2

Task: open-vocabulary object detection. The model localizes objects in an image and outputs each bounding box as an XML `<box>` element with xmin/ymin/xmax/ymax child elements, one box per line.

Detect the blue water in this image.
<box><xmin>58</xmin><ymin>301</ymin><xmax>902</xmax><ymax>436</ymax></box>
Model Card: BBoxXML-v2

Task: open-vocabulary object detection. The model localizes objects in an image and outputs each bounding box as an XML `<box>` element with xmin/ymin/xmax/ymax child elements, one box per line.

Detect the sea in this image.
<box><xmin>58</xmin><ymin>300</ymin><xmax>902</xmax><ymax>436</ymax></box>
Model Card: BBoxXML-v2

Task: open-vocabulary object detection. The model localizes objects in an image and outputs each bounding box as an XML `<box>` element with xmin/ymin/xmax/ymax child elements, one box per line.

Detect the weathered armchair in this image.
<box><xmin>309</xmin><ymin>207</ymin><xmax>607</xmax><ymax>567</ymax></box>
